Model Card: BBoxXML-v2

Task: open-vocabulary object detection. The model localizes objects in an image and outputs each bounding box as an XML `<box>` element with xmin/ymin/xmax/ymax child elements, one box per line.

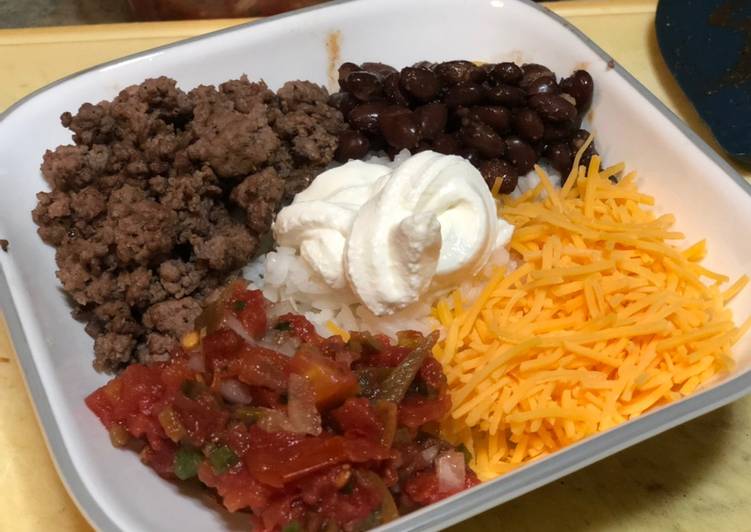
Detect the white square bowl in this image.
<box><xmin>1</xmin><ymin>0</ymin><xmax>750</xmax><ymax>530</ymax></box>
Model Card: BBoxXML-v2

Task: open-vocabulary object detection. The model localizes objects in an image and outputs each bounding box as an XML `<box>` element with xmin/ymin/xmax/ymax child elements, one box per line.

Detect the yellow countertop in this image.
<box><xmin>1</xmin><ymin>2</ymin><xmax>749</xmax><ymax>531</ymax></box>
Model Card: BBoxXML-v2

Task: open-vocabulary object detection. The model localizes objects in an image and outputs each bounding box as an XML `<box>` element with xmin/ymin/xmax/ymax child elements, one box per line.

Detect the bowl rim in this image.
<box><xmin>1</xmin><ymin>0</ymin><xmax>750</xmax><ymax>531</ymax></box>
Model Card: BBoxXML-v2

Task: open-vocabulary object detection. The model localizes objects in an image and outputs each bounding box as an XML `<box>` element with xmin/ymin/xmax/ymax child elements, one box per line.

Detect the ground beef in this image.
<box><xmin>32</xmin><ymin>76</ymin><xmax>344</xmax><ymax>372</ymax></box>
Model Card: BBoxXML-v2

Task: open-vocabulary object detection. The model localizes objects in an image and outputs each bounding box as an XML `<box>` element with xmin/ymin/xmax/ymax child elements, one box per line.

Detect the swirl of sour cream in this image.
<box><xmin>273</xmin><ymin>151</ymin><xmax>513</xmax><ymax>316</ymax></box>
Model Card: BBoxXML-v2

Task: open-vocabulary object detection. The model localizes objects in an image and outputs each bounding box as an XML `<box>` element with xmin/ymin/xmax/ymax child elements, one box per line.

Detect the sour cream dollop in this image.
<box><xmin>273</xmin><ymin>151</ymin><xmax>514</xmax><ymax>316</ymax></box>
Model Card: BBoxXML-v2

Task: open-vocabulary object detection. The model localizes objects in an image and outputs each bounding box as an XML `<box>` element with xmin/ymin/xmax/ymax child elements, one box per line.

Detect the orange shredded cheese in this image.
<box><xmin>326</xmin><ymin>320</ymin><xmax>351</xmax><ymax>342</ymax></box>
<box><xmin>434</xmin><ymin>154</ymin><xmax>749</xmax><ymax>481</ymax></box>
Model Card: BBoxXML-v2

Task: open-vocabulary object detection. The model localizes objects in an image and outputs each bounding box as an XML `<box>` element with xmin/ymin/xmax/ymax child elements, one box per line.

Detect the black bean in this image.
<box><xmin>485</xmin><ymin>83</ymin><xmax>526</xmax><ymax>107</ymax></box>
<box><xmin>542</xmin><ymin>120</ymin><xmax>576</xmax><ymax>142</ymax></box>
<box><xmin>461</xmin><ymin>121</ymin><xmax>506</xmax><ymax>158</ymax></box>
<box><xmin>335</xmin><ymin>130</ymin><xmax>370</xmax><ymax>162</ymax></box>
<box><xmin>544</xmin><ymin>142</ymin><xmax>574</xmax><ymax>177</ymax></box>
<box><xmin>489</xmin><ymin>62</ymin><xmax>523</xmax><ymax>84</ymax></box>
<box><xmin>385</xmin><ymin>145</ymin><xmax>402</xmax><ymax>160</ymax></box>
<box><xmin>522</xmin><ymin>63</ymin><xmax>554</xmax><ymax>75</ymax></box>
<box><xmin>379</xmin><ymin>106</ymin><xmax>421</xmax><ymax>150</ymax></box>
<box><xmin>458</xmin><ymin>147</ymin><xmax>482</xmax><ymax>166</ymax></box>
<box><xmin>481</xmin><ymin>62</ymin><xmax>497</xmax><ymax>78</ymax></box>
<box><xmin>367</xmin><ymin>134</ymin><xmax>387</xmax><ymax>152</ymax></box>
<box><xmin>360</xmin><ymin>62</ymin><xmax>398</xmax><ymax>80</ymax></box>
<box><xmin>383</xmin><ymin>73</ymin><xmax>410</xmax><ymax>106</ymax></box>
<box><xmin>512</xmin><ymin>108</ymin><xmax>544</xmax><ymax>142</ymax></box>
<box><xmin>443</xmin><ymin>82</ymin><xmax>484</xmax><ymax>107</ymax></box>
<box><xmin>400</xmin><ymin>67</ymin><xmax>441</xmax><ymax>101</ymax></box>
<box><xmin>529</xmin><ymin>94</ymin><xmax>577</xmax><ymax>123</ymax></box>
<box><xmin>329</xmin><ymin>92</ymin><xmax>358</xmax><ymax>117</ymax></box>
<box><xmin>468</xmin><ymin>106</ymin><xmax>511</xmax><ymax>132</ymax></box>
<box><xmin>570</xmin><ymin>128</ymin><xmax>598</xmax><ymax>167</ymax></box>
<box><xmin>560</xmin><ymin>93</ymin><xmax>579</xmax><ymax>110</ymax></box>
<box><xmin>522</xmin><ymin>63</ymin><xmax>551</xmax><ymax>73</ymax></box>
<box><xmin>579</xmin><ymin>150</ymin><xmax>595</xmax><ymax>169</ymax></box>
<box><xmin>338</xmin><ymin>62</ymin><xmax>359</xmax><ymax>87</ymax></box>
<box><xmin>348</xmin><ymin>101</ymin><xmax>390</xmax><ymax>134</ymax></box>
<box><xmin>414</xmin><ymin>141</ymin><xmax>432</xmax><ymax>154</ymax></box>
<box><xmin>533</xmin><ymin>141</ymin><xmax>545</xmax><ymax>158</ymax></box>
<box><xmin>435</xmin><ymin>60</ymin><xmax>486</xmax><ymax>86</ymax></box>
<box><xmin>560</xmin><ymin>70</ymin><xmax>594</xmax><ymax>112</ymax></box>
<box><xmin>345</xmin><ymin>71</ymin><xmax>383</xmax><ymax>101</ymax></box>
<box><xmin>570</xmin><ymin>129</ymin><xmax>592</xmax><ymax>156</ymax></box>
<box><xmin>432</xmin><ymin>133</ymin><xmax>461</xmax><ymax>155</ymax></box>
<box><xmin>415</xmin><ymin>102</ymin><xmax>448</xmax><ymax>140</ymax></box>
<box><xmin>412</xmin><ymin>60</ymin><xmax>436</xmax><ymax>70</ymax></box>
<box><xmin>448</xmin><ymin>106</ymin><xmax>470</xmax><ymax>131</ymax></box>
<box><xmin>571</xmin><ymin>128</ymin><xmax>591</xmax><ymax>146</ymax></box>
<box><xmin>519</xmin><ymin>63</ymin><xmax>555</xmax><ymax>88</ymax></box>
<box><xmin>506</xmin><ymin>136</ymin><xmax>537</xmax><ymax>174</ymax></box>
<box><xmin>526</xmin><ymin>76</ymin><xmax>559</xmax><ymax>96</ymax></box>
<box><xmin>479</xmin><ymin>159</ymin><xmax>519</xmax><ymax>193</ymax></box>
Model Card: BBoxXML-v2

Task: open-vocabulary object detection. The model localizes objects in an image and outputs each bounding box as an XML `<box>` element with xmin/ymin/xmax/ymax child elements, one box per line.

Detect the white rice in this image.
<box><xmin>243</xmin><ymin>155</ymin><xmax>549</xmax><ymax>338</ymax></box>
<box><xmin>510</xmin><ymin>160</ymin><xmax>562</xmax><ymax>199</ymax></box>
<box><xmin>243</xmin><ymin>245</ymin><xmax>438</xmax><ymax>337</ymax></box>
<box><xmin>244</xmin><ymin>245</ymin><xmax>518</xmax><ymax>338</ymax></box>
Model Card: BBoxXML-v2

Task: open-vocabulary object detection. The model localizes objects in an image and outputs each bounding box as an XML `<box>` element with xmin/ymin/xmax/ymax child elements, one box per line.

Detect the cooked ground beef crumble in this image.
<box><xmin>32</xmin><ymin>76</ymin><xmax>344</xmax><ymax>372</ymax></box>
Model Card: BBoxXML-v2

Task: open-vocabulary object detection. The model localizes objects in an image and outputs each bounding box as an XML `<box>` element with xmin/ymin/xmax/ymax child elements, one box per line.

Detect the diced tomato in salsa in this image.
<box><xmin>85</xmin><ymin>287</ymin><xmax>478</xmax><ymax>532</ymax></box>
<box><xmin>288</xmin><ymin>345</ymin><xmax>358</xmax><ymax>408</ymax></box>
<box><xmin>398</xmin><ymin>392</ymin><xmax>452</xmax><ymax>429</ymax></box>
<box><xmin>403</xmin><ymin>467</ymin><xmax>481</xmax><ymax>506</ymax></box>
<box><xmin>199</xmin><ymin>462</ymin><xmax>271</xmax><ymax>513</ymax></box>
<box><xmin>276</xmin><ymin>313</ymin><xmax>321</xmax><ymax>345</ymax></box>
<box><xmin>230</xmin><ymin>286</ymin><xmax>267</xmax><ymax>339</ymax></box>
<box><xmin>331</xmin><ymin>398</ymin><xmax>383</xmax><ymax>441</ymax></box>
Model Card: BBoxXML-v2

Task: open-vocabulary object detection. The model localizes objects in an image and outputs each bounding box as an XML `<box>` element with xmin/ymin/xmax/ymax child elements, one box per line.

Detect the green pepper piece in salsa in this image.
<box><xmin>208</xmin><ymin>445</ymin><xmax>239</xmax><ymax>474</ymax></box>
<box><xmin>174</xmin><ymin>447</ymin><xmax>203</xmax><ymax>480</ymax></box>
<box><xmin>282</xmin><ymin>521</ymin><xmax>301</xmax><ymax>532</ymax></box>
<box><xmin>375</xmin><ymin>331</ymin><xmax>439</xmax><ymax>403</ymax></box>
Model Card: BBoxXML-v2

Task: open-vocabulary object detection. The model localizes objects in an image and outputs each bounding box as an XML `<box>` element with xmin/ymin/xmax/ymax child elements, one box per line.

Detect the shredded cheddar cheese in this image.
<box><xmin>326</xmin><ymin>320</ymin><xmax>351</xmax><ymax>342</ymax></box>
<box><xmin>434</xmin><ymin>152</ymin><xmax>749</xmax><ymax>481</ymax></box>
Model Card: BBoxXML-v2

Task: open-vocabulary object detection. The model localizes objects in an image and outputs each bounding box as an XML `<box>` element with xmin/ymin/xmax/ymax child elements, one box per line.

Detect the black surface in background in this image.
<box><xmin>656</xmin><ymin>0</ymin><xmax>751</xmax><ymax>164</ymax></box>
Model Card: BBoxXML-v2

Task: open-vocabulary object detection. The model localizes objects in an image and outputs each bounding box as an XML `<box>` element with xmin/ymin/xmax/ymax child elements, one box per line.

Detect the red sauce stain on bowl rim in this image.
<box><xmin>326</xmin><ymin>30</ymin><xmax>342</xmax><ymax>91</ymax></box>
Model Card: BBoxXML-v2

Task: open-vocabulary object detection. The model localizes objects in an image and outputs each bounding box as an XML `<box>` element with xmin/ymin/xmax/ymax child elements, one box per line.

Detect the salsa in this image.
<box><xmin>86</xmin><ymin>283</ymin><xmax>479</xmax><ymax>531</ymax></box>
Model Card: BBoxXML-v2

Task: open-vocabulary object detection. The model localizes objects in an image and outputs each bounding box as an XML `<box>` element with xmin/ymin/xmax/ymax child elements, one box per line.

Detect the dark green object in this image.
<box><xmin>180</xmin><ymin>379</ymin><xmax>205</xmax><ymax>399</ymax></box>
<box><xmin>231</xmin><ymin>406</ymin><xmax>263</xmax><ymax>424</ymax></box>
<box><xmin>208</xmin><ymin>445</ymin><xmax>239</xmax><ymax>474</ymax></box>
<box><xmin>356</xmin><ymin>367</ymin><xmax>391</xmax><ymax>399</ymax></box>
<box><xmin>174</xmin><ymin>447</ymin><xmax>203</xmax><ymax>480</ymax></box>
<box><xmin>656</xmin><ymin>0</ymin><xmax>751</xmax><ymax>164</ymax></box>
<box><xmin>457</xmin><ymin>443</ymin><xmax>473</xmax><ymax>464</ymax></box>
<box><xmin>375</xmin><ymin>332</ymin><xmax>437</xmax><ymax>403</ymax></box>
<box><xmin>282</xmin><ymin>521</ymin><xmax>301</xmax><ymax>532</ymax></box>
